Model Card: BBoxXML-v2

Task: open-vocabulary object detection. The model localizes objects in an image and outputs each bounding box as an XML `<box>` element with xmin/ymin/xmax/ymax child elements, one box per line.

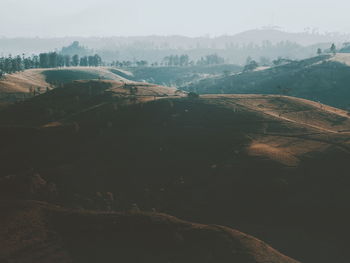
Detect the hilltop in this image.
<box><xmin>0</xmin><ymin>67</ymin><xmax>129</xmax><ymax>94</ymax></box>
<box><xmin>0</xmin><ymin>82</ymin><xmax>349</xmax><ymax>262</ymax></box>
<box><xmin>0</xmin><ymin>65</ymin><xmax>241</xmax><ymax>101</ymax></box>
<box><xmin>184</xmin><ymin>54</ymin><xmax>350</xmax><ymax>110</ymax></box>
<box><xmin>0</xmin><ymin>79</ymin><xmax>179</xmax><ymax>126</ymax></box>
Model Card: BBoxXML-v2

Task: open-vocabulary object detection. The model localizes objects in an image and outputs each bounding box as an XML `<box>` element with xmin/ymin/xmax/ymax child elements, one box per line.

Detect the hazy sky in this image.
<box><xmin>2</xmin><ymin>0</ymin><xmax>350</xmax><ymax>37</ymax></box>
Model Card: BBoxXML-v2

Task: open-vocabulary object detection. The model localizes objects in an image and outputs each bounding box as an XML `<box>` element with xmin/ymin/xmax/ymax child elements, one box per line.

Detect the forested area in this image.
<box><xmin>111</xmin><ymin>53</ymin><xmax>226</xmax><ymax>68</ymax></box>
<box><xmin>0</xmin><ymin>53</ymin><xmax>102</xmax><ymax>76</ymax></box>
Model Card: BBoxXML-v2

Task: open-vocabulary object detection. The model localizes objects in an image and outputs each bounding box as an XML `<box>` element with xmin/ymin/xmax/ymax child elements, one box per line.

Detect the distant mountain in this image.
<box><xmin>1</xmin><ymin>29</ymin><xmax>349</xmax><ymax>63</ymax></box>
<box><xmin>224</xmin><ymin>28</ymin><xmax>350</xmax><ymax>46</ymax></box>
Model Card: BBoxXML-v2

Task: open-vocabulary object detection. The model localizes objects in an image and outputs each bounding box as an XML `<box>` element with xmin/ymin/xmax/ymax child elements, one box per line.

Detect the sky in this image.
<box><xmin>1</xmin><ymin>0</ymin><xmax>350</xmax><ymax>37</ymax></box>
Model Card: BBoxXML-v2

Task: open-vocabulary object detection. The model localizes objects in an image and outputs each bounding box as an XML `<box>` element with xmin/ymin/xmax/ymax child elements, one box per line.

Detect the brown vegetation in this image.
<box><xmin>0</xmin><ymin>200</ymin><xmax>299</xmax><ymax>263</ymax></box>
<box><xmin>0</xmin><ymin>82</ymin><xmax>349</xmax><ymax>262</ymax></box>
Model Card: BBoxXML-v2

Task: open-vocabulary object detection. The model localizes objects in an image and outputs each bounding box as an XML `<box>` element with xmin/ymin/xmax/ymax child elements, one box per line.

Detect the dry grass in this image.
<box><xmin>201</xmin><ymin>94</ymin><xmax>350</xmax><ymax>165</ymax></box>
<box><xmin>0</xmin><ymin>69</ymin><xmax>49</xmax><ymax>93</ymax></box>
<box><xmin>0</xmin><ymin>200</ymin><xmax>299</xmax><ymax>263</ymax></box>
<box><xmin>330</xmin><ymin>53</ymin><xmax>350</xmax><ymax>66</ymax></box>
<box><xmin>203</xmin><ymin>94</ymin><xmax>350</xmax><ymax>133</ymax></box>
<box><xmin>0</xmin><ymin>67</ymin><xmax>131</xmax><ymax>94</ymax></box>
<box><xmin>247</xmin><ymin>142</ymin><xmax>300</xmax><ymax>166</ymax></box>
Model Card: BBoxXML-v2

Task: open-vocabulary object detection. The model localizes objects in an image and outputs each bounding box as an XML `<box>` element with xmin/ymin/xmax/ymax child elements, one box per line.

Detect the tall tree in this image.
<box><xmin>330</xmin><ymin>43</ymin><xmax>336</xmax><ymax>55</ymax></box>
<box><xmin>72</xmin><ymin>55</ymin><xmax>79</xmax><ymax>67</ymax></box>
<box><xmin>88</xmin><ymin>56</ymin><xmax>95</xmax><ymax>67</ymax></box>
<box><xmin>64</xmin><ymin>55</ymin><xmax>71</xmax><ymax>67</ymax></box>
<box><xmin>39</xmin><ymin>53</ymin><xmax>49</xmax><ymax>68</ymax></box>
<box><xmin>49</xmin><ymin>52</ymin><xmax>58</xmax><ymax>68</ymax></box>
<box><xmin>80</xmin><ymin>56</ymin><xmax>88</xmax><ymax>66</ymax></box>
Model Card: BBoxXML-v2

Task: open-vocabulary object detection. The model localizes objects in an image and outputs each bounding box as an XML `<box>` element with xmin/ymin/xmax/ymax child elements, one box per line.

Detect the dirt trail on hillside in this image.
<box><xmin>203</xmin><ymin>95</ymin><xmax>350</xmax><ymax>135</ymax></box>
<box><xmin>330</xmin><ymin>53</ymin><xmax>350</xmax><ymax>66</ymax></box>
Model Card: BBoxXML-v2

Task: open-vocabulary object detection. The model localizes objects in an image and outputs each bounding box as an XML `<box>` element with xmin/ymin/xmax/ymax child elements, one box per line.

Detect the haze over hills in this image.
<box><xmin>1</xmin><ymin>29</ymin><xmax>350</xmax><ymax>64</ymax></box>
<box><xmin>0</xmin><ymin>65</ymin><xmax>243</xmax><ymax>100</ymax></box>
<box><xmin>2</xmin><ymin>0</ymin><xmax>350</xmax><ymax>262</ymax></box>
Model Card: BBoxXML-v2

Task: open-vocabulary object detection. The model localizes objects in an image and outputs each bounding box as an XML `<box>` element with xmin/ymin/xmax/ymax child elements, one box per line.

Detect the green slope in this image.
<box><xmin>184</xmin><ymin>55</ymin><xmax>350</xmax><ymax>110</ymax></box>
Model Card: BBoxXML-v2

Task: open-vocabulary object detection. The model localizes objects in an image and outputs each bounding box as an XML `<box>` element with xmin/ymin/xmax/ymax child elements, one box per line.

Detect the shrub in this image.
<box><xmin>187</xmin><ymin>92</ymin><xmax>199</xmax><ymax>99</ymax></box>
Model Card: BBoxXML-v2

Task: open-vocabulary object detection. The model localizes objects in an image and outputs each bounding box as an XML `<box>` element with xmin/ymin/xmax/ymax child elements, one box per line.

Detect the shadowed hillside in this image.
<box><xmin>0</xmin><ymin>81</ymin><xmax>349</xmax><ymax>262</ymax></box>
<box><xmin>184</xmin><ymin>54</ymin><xmax>350</xmax><ymax>110</ymax></box>
<box><xmin>0</xmin><ymin>201</ymin><xmax>299</xmax><ymax>263</ymax></box>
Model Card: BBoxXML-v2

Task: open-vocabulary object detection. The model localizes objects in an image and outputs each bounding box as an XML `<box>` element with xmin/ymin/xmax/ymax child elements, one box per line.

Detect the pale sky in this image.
<box><xmin>1</xmin><ymin>0</ymin><xmax>350</xmax><ymax>37</ymax></box>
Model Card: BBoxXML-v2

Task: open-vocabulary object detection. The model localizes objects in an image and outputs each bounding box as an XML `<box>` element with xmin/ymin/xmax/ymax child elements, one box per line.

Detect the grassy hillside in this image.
<box><xmin>43</xmin><ymin>67</ymin><xmax>128</xmax><ymax>85</ymax></box>
<box><xmin>0</xmin><ymin>69</ymin><xmax>49</xmax><ymax>93</ymax></box>
<box><xmin>0</xmin><ymin>201</ymin><xmax>299</xmax><ymax>263</ymax></box>
<box><xmin>184</xmin><ymin>54</ymin><xmax>350</xmax><ymax>110</ymax></box>
<box><xmin>0</xmin><ymin>81</ymin><xmax>349</xmax><ymax>262</ymax></box>
<box><xmin>0</xmin><ymin>79</ymin><xmax>179</xmax><ymax>126</ymax></box>
<box><xmin>0</xmin><ymin>67</ymin><xmax>128</xmax><ymax>102</ymax></box>
<box><xmin>112</xmin><ymin>64</ymin><xmax>242</xmax><ymax>87</ymax></box>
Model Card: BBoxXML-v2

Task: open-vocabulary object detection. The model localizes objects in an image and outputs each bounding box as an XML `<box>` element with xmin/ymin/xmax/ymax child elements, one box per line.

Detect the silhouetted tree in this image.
<box><xmin>93</xmin><ymin>54</ymin><xmax>102</xmax><ymax>67</ymax></box>
<box><xmin>179</xmin><ymin>54</ymin><xmax>189</xmax><ymax>66</ymax></box>
<box><xmin>80</xmin><ymin>56</ymin><xmax>88</xmax><ymax>66</ymax></box>
<box><xmin>48</xmin><ymin>52</ymin><xmax>58</xmax><ymax>68</ymax></box>
<box><xmin>72</xmin><ymin>55</ymin><xmax>79</xmax><ymax>66</ymax></box>
<box><xmin>39</xmin><ymin>53</ymin><xmax>49</xmax><ymax>68</ymax></box>
<box><xmin>330</xmin><ymin>43</ymin><xmax>336</xmax><ymax>55</ymax></box>
<box><xmin>187</xmin><ymin>92</ymin><xmax>199</xmax><ymax>99</ymax></box>
<box><xmin>136</xmin><ymin>60</ymin><xmax>148</xmax><ymax>67</ymax></box>
<box><xmin>243</xmin><ymin>60</ymin><xmax>259</xmax><ymax>72</ymax></box>
<box><xmin>0</xmin><ymin>51</ymin><xmax>103</xmax><ymax>74</ymax></box>
<box><xmin>64</xmin><ymin>55</ymin><xmax>71</xmax><ymax>67</ymax></box>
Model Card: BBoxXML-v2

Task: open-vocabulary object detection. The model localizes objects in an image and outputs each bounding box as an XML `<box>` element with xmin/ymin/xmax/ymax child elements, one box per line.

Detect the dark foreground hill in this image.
<box><xmin>184</xmin><ymin>54</ymin><xmax>350</xmax><ymax>110</ymax></box>
<box><xmin>0</xmin><ymin>81</ymin><xmax>350</xmax><ymax>262</ymax></box>
<box><xmin>0</xmin><ymin>201</ymin><xmax>299</xmax><ymax>263</ymax></box>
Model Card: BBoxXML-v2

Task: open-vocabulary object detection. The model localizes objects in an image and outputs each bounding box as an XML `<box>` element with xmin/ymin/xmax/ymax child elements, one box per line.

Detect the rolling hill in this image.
<box><xmin>0</xmin><ymin>80</ymin><xmax>349</xmax><ymax>262</ymax></box>
<box><xmin>184</xmin><ymin>54</ymin><xmax>350</xmax><ymax>110</ymax></box>
<box><xmin>0</xmin><ymin>65</ymin><xmax>241</xmax><ymax>102</ymax></box>
<box><xmin>0</xmin><ymin>200</ymin><xmax>299</xmax><ymax>263</ymax></box>
<box><xmin>0</xmin><ymin>67</ymin><xmax>129</xmax><ymax>101</ymax></box>
<box><xmin>112</xmin><ymin>64</ymin><xmax>242</xmax><ymax>87</ymax></box>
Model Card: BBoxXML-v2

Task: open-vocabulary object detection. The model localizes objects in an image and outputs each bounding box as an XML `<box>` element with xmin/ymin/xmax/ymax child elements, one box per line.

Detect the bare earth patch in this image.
<box><xmin>248</xmin><ymin>142</ymin><xmax>300</xmax><ymax>166</ymax></box>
